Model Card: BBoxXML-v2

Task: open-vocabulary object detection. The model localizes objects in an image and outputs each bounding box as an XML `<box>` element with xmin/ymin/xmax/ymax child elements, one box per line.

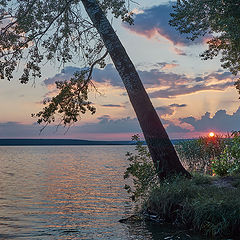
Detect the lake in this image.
<box><xmin>0</xmin><ymin>146</ymin><xmax>204</xmax><ymax>239</ymax></box>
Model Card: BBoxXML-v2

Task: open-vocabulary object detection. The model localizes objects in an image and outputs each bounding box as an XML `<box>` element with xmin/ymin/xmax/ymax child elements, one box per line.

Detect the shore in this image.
<box><xmin>141</xmin><ymin>174</ymin><xmax>240</xmax><ymax>239</ymax></box>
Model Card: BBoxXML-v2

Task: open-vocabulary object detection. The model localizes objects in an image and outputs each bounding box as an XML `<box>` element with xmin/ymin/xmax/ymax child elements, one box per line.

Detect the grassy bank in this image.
<box><xmin>124</xmin><ymin>133</ymin><xmax>240</xmax><ymax>238</ymax></box>
<box><xmin>144</xmin><ymin>174</ymin><xmax>240</xmax><ymax>238</ymax></box>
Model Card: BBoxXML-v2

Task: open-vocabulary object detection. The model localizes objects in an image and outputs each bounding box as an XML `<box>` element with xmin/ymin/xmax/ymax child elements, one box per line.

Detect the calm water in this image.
<box><xmin>0</xmin><ymin>146</ymin><xmax>204</xmax><ymax>240</ymax></box>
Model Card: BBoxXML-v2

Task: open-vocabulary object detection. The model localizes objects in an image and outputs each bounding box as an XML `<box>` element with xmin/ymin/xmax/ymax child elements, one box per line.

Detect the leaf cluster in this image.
<box><xmin>170</xmin><ymin>0</ymin><xmax>240</xmax><ymax>84</ymax></box>
<box><xmin>32</xmin><ymin>70</ymin><xmax>96</xmax><ymax>127</ymax></box>
<box><xmin>0</xmin><ymin>0</ymin><xmax>134</xmax><ymax>82</ymax></box>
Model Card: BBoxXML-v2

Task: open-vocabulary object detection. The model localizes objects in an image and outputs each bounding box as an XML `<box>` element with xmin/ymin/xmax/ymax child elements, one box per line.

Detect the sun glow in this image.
<box><xmin>208</xmin><ymin>132</ymin><xmax>215</xmax><ymax>137</ymax></box>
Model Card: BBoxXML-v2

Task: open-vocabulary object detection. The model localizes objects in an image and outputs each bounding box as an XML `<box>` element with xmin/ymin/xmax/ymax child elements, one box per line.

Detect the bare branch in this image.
<box><xmin>87</xmin><ymin>50</ymin><xmax>108</xmax><ymax>81</ymax></box>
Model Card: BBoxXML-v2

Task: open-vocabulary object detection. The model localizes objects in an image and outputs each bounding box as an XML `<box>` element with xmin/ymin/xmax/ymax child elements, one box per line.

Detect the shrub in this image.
<box><xmin>211</xmin><ymin>152</ymin><xmax>232</xmax><ymax>176</ymax></box>
<box><xmin>212</xmin><ymin>131</ymin><xmax>240</xmax><ymax>176</ymax></box>
<box><xmin>124</xmin><ymin>135</ymin><xmax>158</xmax><ymax>202</ymax></box>
<box><xmin>175</xmin><ymin>135</ymin><xmax>228</xmax><ymax>174</ymax></box>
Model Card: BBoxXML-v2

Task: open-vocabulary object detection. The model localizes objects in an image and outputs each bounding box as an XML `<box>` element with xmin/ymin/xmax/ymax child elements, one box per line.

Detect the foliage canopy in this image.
<box><xmin>0</xmin><ymin>0</ymin><xmax>133</xmax><ymax>125</ymax></box>
<box><xmin>0</xmin><ymin>0</ymin><xmax>133</xmax><ymax>82</ymax></box>
<box><xmin>170</xmin><ymin>0</ymin><xmax>240</xmax><ymax>95</ymax></box>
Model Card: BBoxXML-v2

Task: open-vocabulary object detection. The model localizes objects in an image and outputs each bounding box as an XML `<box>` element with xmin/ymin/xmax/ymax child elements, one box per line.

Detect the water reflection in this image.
<box><xmin>0</xmin><ymin>146</ymin><xmax>204</xmax><ymax>239</ymax></box>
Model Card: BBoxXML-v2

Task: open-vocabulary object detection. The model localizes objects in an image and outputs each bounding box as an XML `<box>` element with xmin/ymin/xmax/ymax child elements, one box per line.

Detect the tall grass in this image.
<box><xmin>145</xmin><ymin>175</ymin><xmax>240</xmax><ymax>238</ymax></box>
<box><xmin>175</xmin><ymin>132</ymin><xmax>240</xmax><ymax>176</ymax></box>
<box><xmin>175</xmin><ymin>135</ymin><xmax>228</xmax><ymax>174</ymax></box>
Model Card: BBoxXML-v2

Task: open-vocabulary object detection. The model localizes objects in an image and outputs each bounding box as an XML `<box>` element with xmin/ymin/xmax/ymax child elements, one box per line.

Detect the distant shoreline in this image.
<box><xmin>0</xmin><ymin>138</ymin><xmax>189</xmax><ymax>146</ymax></box>
<box><xmin>0</xmin><ymin>139</ymin><xmax>131</xmax><ymax>146</ymax></box>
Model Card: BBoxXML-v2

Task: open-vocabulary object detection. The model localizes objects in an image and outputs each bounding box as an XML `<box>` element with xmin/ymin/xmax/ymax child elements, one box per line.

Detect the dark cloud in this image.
<box><xmin>195</xmin><ymin>77</ymin><xmax>204</xmax><ymax>82</ymax></box>
<box><xmin>101</xmin><ymin>104</ymin><xmax>123</xmax><ymax>108</ymax></box>
<box><xmin>3</xmin><ymin>107</ymin><xmax>237</xmax><ymax>138</ymax></box>
<box><xmin>43</xmin><ymin>64</ymin><xmax>123</xmax><ymax>87</ymax></box>
<box><xmin>0</xmin><ymin>122</ymin><xmax>90</xmax><ymax>138</ymax></box>
<box><xmin>156</xmin><ymin>106</ymin><xmax>174</xmax><ymax>116</ymax></box>
<box><xmin>44</xmin><ymin>64</ymin><xmax>234</xmax><ymax>99</ymax></box>
<box><xmin>205</xmin><ymin>71</ymin><xmax>233</xmax><ymax>81</ymax></box>
<box><xmin>180</xmin><ymin>107</ymin><xmax>240</xmax><ymax>132</ymax></box>
<box><xmin>43</xmin><ymin>64</ymin><xmax>182</xmax><ymax>87</ymax></box>
<box><xmin>169</xmin><ymin>103</ymin><xmax>187</xmax><ymax>108</ymax></box>
<box><xmin>139</xmin><ymin>68</ymin><xmax>183</xmax><ymax>85</ymax></box>
<box><xmin>75</xmin><ymin>116</ymin><xmax>141</xmax><ymax>133</ymax></box>
<box><xmin>44</xmin><ymin>66</ymin><xmax>81</xmax><ymax>86</ymax></box>
<box><xmin>154</xmin><ymin>62</ymin><xmax>179</xmax><ymax>70</ymax></box>
<box><xmin>0</xmin><ymin>117</ymin><xmax>140</xmax><ymax>138</ymax></box>
<box><xmin>0</xmin><ymin>122</ymin><xmax>42</xmax><ymax>138</ymax></box>
<box><xmin>44</xmin><ymin>64</ymin><xmax>123</xmax><ymax>87</ymax></box>
<box><xmin>97</xmin><ymin>115</ymin><xmax>110</xmax><ymax>120</ymax></box>
<box><xmin>155</xmin><ymin>62</ymin><xmax>169</xmax><ymax>68</ymax></box>
<box><xmin>124</xmin><ymin>4</ymin><xmax>205</xmax><ymax>46</ymax></box>
<box><xmin>166</xmin><ymin>123</ymin><xmax>190</xmax><ymax>133</ymax></box>
<box><xmin>0</xmin><ymin>116</ymin><xmax>188</xmax><ymax>138</ymax></box>
<box><xmin>156</xmin><ymin>103</ymin><xmax>187</xmax><ymax>117</ymax></box>
<box><xmin>92</xmin><ymin>64</ymin><xmax>122</xmax><ymax>87</ymax></box>
<box><xmin>150</xmin><ymin>73</ymin><xmax>234</xmax><ymax>98</ymax></box>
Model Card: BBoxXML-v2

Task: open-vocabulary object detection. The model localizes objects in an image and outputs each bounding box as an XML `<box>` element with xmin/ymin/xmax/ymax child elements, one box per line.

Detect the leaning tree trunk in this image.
<box><xmin>81</xmin><ymin>0</ymin><xmax>191</xmax><ymax>179</ymax></box>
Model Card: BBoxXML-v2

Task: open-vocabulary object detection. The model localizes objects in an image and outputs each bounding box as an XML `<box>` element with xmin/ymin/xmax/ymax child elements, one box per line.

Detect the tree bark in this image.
<box><xmin>81</xmin><ymin>0</ymin><xmax>191</xmax><ymax>179</ymax></box>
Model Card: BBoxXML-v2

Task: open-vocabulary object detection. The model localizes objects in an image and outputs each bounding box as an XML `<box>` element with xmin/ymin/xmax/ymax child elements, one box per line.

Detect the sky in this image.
<box><xmin>0</xmin><ymin>0</ymin><xmax>239</xmax><ymax>140</ymax></box>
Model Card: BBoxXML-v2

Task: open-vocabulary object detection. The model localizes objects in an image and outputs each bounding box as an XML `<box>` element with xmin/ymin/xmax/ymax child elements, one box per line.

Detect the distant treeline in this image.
<box><xmin>0</xmin><ymin>139</ymin><xmax>131</xmax><ymax>146</ymax></box>
<box><xmin>0</xmin><ymin>139</ymin><xmax>189</xmax><ymax>146</ymax></box>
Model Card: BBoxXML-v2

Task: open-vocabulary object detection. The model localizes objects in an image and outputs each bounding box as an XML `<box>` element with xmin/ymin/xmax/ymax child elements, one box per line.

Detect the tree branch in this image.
<box><xmin>86</xmin><ymin>50</ymin><xmax>108</xmax><ymax>82</ymax></box>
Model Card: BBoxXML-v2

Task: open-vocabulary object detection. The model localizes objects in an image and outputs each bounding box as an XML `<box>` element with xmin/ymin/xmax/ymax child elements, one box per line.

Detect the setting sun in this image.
<box><xmin>208</xmin><ymin>132</ymin><xmax>215</xmax><ymax>137</ymax></box>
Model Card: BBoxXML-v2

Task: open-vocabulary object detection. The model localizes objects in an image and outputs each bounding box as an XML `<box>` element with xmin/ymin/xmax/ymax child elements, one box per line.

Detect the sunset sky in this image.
<box><xmin>0</xmin><ymin>0</ymin><xmax>239</xmax><ymax>140</ymax></box>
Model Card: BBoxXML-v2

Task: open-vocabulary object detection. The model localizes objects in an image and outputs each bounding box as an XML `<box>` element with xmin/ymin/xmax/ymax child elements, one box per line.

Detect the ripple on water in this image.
<box><xmin>0</xmin><ymin>146</ymin><xmax>205</xmax><ymax>240</ymax></box>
